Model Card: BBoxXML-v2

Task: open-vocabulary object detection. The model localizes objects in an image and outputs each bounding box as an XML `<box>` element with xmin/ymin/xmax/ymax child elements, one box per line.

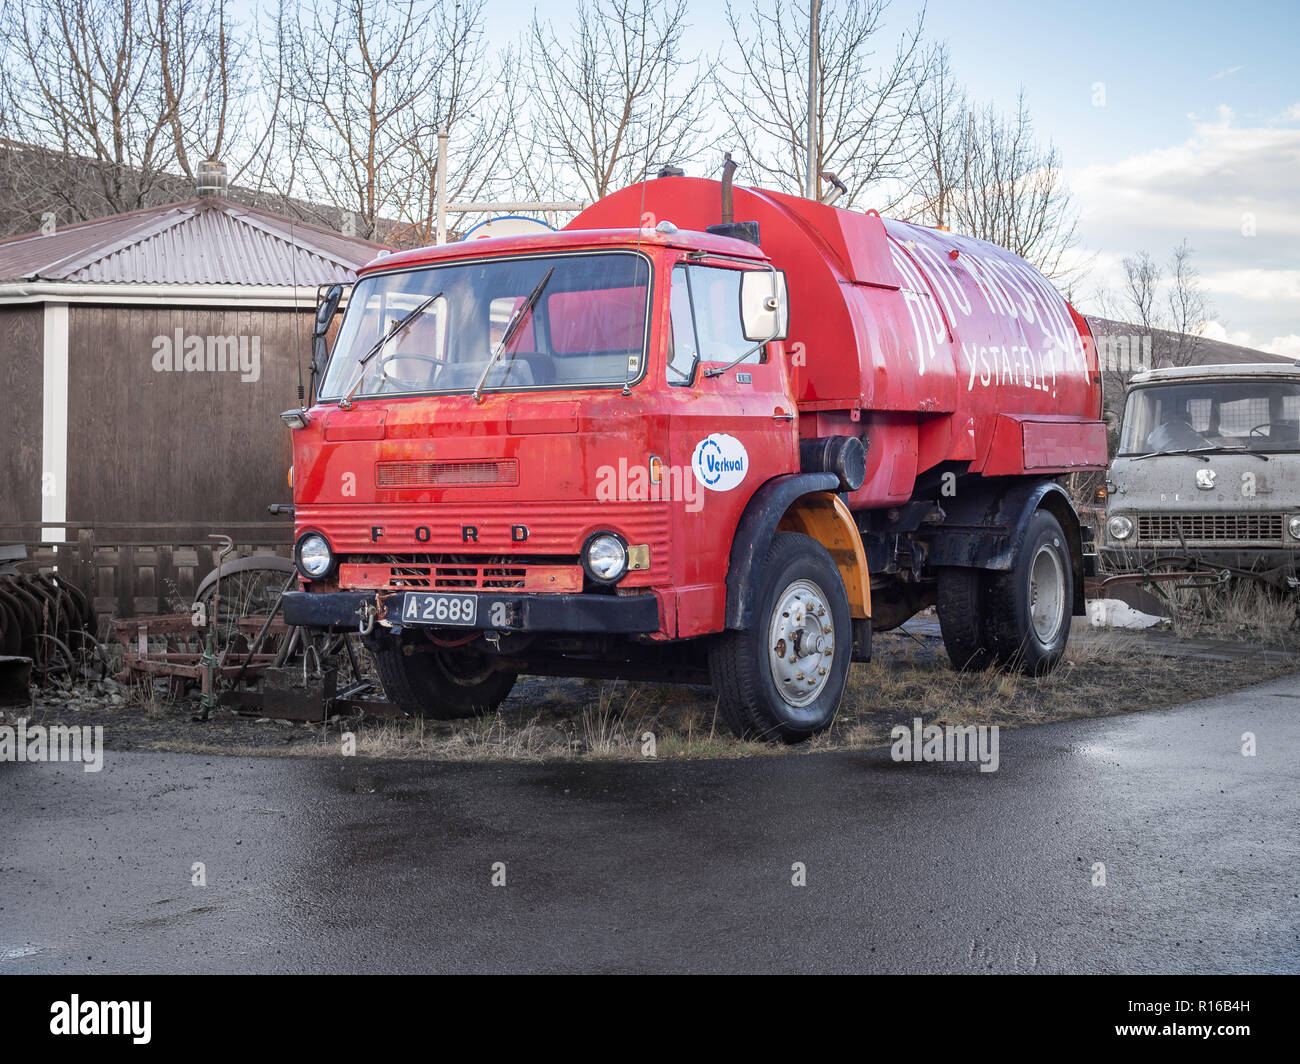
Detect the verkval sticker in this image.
<box><xmin>692</xmin><ymin>434</ymin><xmax>748</xmax><ymax>491</ymax></box>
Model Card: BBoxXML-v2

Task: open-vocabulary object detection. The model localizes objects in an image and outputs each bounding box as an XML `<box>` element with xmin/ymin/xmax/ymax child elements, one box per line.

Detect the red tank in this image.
<box><xmin>570</xmin><ymin>177</ymin><xmax>1107</xmax><ymax>506</ymax></box>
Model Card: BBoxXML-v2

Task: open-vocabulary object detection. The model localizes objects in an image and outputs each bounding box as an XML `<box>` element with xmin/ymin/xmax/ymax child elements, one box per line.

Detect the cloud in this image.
<box><xmin>1072</xmin><ymin>107</ymin><xmax>1300</xmax><ymax>244</ymax></box>
<box><xmin>1199</xmin><ymin>320</ymin><xmax>1254</xmax><ymax>346</ymax></box>
<box><xmin>1069</xmin><ymin>108</ymin><xmax>1300</xmax><ymax>341</ymax></box>
<box><xmin>1264</xmin><ymin>334</ymin><xmax>1300</xmax><ymax>358</ymax></box>
<box><xmin>1200</xmin><ymin>269</ymin><xmax>1300</xmax><ymax>302</ymax></box>
<box><xmin>1210</xmin><ymin>65</ymin><xmax>1243</xmax><ymax>80</ymax></box>
<box><xmin>1164</xmin><ymin>323</ymin><xmax>1300</xmax><ymax>359</ymax></box>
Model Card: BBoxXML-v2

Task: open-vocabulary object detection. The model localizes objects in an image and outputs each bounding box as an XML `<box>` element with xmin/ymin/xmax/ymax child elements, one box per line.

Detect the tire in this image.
<box><xmin>370</xmin><ymin>637</ymin><xmax>517</xmax><ymax>719</ymax></box>
<box><xmin>984</xmin><ymin>509</ymin><xmax>1073</xmax><ymax>675</ymax></box>
<box><xmin>709</xmin><ymin>532</ymin><xmax>852</xmax><ymax>743</ymax></box>
<box><xmin>937</xmin><ymin>567</ymin><xmax>993</xmax><ymax>671</ymax></box>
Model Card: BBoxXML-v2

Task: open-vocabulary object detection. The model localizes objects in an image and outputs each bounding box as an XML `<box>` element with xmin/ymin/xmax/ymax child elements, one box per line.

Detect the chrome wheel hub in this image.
<box><xmin>768</xmin><ymin>579</ymin><xmax>834</xmax><ymax>708</ymax></box>
<box><xmin>1028</xmin><ymin>543</ymin><xmax>1066</xmax><ymax>643</ymax></box>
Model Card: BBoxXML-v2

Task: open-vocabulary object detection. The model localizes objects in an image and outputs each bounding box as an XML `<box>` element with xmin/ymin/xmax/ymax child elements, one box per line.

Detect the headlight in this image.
<box><xmin>1289</xmin><ymin>516</ymin><xmax>1300</xmax><ymax>541</ymax></box>
<box><xmin>296</xmin><ymin>533</ymin><xmax>334</xmax><ymax>578</ymax></box>
<box><xmin>583</xmin><ymin>532</ymin><xmax>628</xmax><ymax>584</ymax></box>
<box><xmin>1108</xmin><ymin>515</ymin><xmax>1134</xmax><ymax>541</ymax></box>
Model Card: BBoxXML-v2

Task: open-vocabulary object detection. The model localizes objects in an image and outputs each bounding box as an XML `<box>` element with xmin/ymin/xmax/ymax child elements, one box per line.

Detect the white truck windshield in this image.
<box><xmin>1119</xmin><ymin>379</ymin><xmax>1300</xmax><ymax>455</ymax></box>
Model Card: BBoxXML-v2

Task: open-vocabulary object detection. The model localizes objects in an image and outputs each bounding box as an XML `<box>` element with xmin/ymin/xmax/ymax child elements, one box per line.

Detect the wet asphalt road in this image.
<box><xmin>3</xmin><ymin>673</ymin><xmax>1298</xmax><ymax>974</ymax></box>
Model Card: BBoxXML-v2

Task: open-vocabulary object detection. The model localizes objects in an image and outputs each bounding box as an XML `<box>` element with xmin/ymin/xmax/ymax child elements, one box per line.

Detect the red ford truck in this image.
<box><xmin>281</xmin><ymin>176</ymin><xmax>1107</xmax><ymax>741</ymax></box>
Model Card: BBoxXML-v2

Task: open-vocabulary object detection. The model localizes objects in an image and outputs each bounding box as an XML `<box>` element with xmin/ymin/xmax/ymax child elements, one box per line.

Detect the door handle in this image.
<box><xmin>772</xmin><ymin>410</ymin><xmax>795</xmax><ymax>421</ymax></box>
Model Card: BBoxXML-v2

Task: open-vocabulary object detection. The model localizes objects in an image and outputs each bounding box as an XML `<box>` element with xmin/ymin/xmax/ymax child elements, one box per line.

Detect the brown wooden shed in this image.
<box><xmin>0</xmin><ymin>196</ymin><xmax>387</xmax><ymax>615</ymax></box>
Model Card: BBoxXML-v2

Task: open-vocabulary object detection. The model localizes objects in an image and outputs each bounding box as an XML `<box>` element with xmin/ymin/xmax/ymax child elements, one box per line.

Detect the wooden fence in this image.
<box><xmin>1</xmin><ymin>521</ymin><xmax>292</xmax><ymax>621</ymax></box>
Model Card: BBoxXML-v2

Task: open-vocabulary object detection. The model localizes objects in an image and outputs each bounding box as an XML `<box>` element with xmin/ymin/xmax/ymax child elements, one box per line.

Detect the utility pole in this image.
<box><xmin>805</xmin><ymin>0</ymin><xmax>821</xmax><ymax>201</ymax></box>
<box><xmin>436</xmin><ymin>129</ymin><xmax>449</xmax><ymax>244</ymax></box>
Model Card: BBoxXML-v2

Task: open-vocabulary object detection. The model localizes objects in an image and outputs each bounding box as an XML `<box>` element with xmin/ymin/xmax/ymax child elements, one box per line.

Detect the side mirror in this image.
<box><xmin>309</xmin><ymin>284</ymin><xmax>346</xmax><ymax>399</ymax></box>
<box><xmin>314</xmin><ymin>284</ymin><xmax>344</xmax><ymax>337</ymax></box>
<box><xmin>739</xmin><ymin>269</ymin><xmax>789</xmax><ymax>343</ymax></box>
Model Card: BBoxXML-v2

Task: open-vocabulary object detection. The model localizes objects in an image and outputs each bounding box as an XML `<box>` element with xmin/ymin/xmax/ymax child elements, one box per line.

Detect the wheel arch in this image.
<box><xmin>921</xmin><ymin>477</ymin><xmax>1086</xmax><ymax>617</ymax></box>
<box><xmin>724</xmin><ymin>473</ymin><xmax>871</xmax><ymax>630</ymax></box>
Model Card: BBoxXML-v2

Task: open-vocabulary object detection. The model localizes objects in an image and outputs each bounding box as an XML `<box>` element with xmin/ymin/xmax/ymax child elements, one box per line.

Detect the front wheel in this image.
<box><xmin>369</xmin><ymin>638</ymin><xmax>517</xmax><ymax>719</ymax></box>
<box><xmin>984</xmin><ymin>510</ymin><xmax>1074</xmax><ymax>674</ymax></box>
<box><xmin>709</xmin><ymin>532</ymin><xmax>852</xmax><ymax>743</ymax></box>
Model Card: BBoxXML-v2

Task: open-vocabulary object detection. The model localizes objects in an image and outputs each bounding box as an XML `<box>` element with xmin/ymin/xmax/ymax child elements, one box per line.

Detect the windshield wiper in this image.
<box><xmin>473</xmin><ymin>267</ymin><xmax>554</xmax><ymax>403</ymax></box>
<box><xmin>338</xmin><ymin>290</ymin><xmax>444</xmax><ymax>409</ymax></box>
<box><xmin>1129</xmin><ymin>444</ymin><xmax>1269</xmax><ymax>462</ymax></box>
<box><xmin>1187</xmin><ymin>445</ymin><xmax>1270</xmax><ymax>461</ymax></box>
<box><xmin>1129</xmin><ymin>447</ymin><xmax>1211</xmax><ymax>462</ymax></box>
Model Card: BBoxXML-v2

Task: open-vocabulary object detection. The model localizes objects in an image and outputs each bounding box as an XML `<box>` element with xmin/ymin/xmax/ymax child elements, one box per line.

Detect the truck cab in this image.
<box><xmin>1101</xmin><ymin>363</ymin><xmax>1300</xmax><ymax>586</ymax></box>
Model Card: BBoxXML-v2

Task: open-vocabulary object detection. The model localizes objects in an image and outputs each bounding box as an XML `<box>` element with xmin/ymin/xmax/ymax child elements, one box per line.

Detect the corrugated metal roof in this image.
<box><xmin>0</xmin><ymin>197</ymin><xmax>388</xmax><ymax>285</ymax></box>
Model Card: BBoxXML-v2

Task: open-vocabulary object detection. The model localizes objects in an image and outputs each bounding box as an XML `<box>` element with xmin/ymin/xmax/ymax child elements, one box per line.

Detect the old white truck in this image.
<box><xmin>1101</xmin><ymin>362</ymin><xmax>1300</xmax><ymax>587</ymax></box>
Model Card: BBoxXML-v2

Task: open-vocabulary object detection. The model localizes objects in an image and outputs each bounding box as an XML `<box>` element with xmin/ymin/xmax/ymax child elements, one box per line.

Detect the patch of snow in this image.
<box><xmin>1087</xmin><ymin>598</ymin><xmax>1165</xmax><ymax>629</ymax></box>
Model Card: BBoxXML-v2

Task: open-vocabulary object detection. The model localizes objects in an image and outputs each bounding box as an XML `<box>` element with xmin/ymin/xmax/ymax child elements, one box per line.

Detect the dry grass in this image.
<box><xmin>1165</xmin><ymin>580</ymin><xmax>1300</xmax><ymax>647</ymax></box>
<box><xmin>28</xmin><ymin>607</ymin><xmax>1298</xmax><ymax>766</ymax></box>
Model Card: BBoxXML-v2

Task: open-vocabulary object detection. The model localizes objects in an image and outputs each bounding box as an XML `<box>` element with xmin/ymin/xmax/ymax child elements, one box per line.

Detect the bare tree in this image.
<box><xmin>519</xmin><ymin>0</ymin><xmax>710</xmax><ymax>202</ymax></box>
<box><xmin>275</xmin><ymin>0</ymin><xmax>508</xmax><ymax>245</ymax></box>
<box><xmin>1088</xmin><ymin>241</ymin><xmax>1215</xmax><ymax>411</ymax></box>
<box><xmin>1115</xmin><ymin>243</ymin><xmax>1212</xmax><ymax>368</ymax></box>
<box><xmin>716</xmin><ymin>0</ymin><xmax>927</xmax><ymax>206</ymax></box>
<box><xmin>1164</xmin><ymin>240</ymin><xmax>1212</xmax><ymax>366</ymax></box>
<box><xmin>952</xmin><ymin>92</ymin><xmax>1078</xmax><ymax>278</ymax></box>
<box><xmin>1121</xmin><ymin>250</ymin><xmax>1161</xmax><ymax>335</ymax></box>
<box><xmin>0</xmin><ymin>0</ymin><xmax>254</xmax><ymax>220</ymax></box>
<box><xmin>906</xmin><ymin>42</ymin><xmax>966</xmax><ymax>229</ymax></box>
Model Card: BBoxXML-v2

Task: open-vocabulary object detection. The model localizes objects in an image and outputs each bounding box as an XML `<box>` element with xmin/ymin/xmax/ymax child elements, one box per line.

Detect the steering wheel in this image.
<box><xmin>378</xmin><ymin>351</ymin><xmax>448</xmax><ymax>371</ymax></box>
<box><xmin>1248</xmin><ymin>423</ymin><xmax>1275</xmax><ymax>437</ymax></box>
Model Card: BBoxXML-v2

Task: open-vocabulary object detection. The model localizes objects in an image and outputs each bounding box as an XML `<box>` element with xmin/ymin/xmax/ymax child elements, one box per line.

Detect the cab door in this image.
<box><xmin>665</xmin><ymin>261</ymin><xmax>797</xmax><ymax>637</ymax></box>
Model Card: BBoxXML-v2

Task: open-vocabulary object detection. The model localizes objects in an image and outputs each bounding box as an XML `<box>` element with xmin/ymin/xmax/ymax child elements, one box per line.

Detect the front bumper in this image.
<box><xmin>1099</xmin><ymin>545</ymin><xmax>1300</xmax><ymax>584</ymax></box>
<box><xmin>282</xmin><ymin>589</ymin><xmax>661</xmax><ymax>634</ymax></box>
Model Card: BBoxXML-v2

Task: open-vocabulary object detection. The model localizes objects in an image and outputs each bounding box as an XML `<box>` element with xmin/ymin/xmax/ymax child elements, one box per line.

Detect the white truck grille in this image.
<box><xmin>1136</xmin><ymin>513</ymin><xmax>1284</xmax><ymax>544</ymax></box>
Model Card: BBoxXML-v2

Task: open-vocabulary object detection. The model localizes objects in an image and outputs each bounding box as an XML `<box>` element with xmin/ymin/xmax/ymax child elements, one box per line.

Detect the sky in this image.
<box><xmin>480</xmin><ymin>0</ymin><xmax>1300</xmax><ymax>354</ymax></box>
<box><xmin>228</xmin><ymin>0</ymin><xmax>1297</xmax><ymax>353</ymax></box>
<box><xmin>910</xmin><ymin>0</ymin><xmax>1300</xmax><ymax>354</ymax></box>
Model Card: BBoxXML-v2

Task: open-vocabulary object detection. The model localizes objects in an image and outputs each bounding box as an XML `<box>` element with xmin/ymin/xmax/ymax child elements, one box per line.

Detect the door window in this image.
<box><xmin>666</xmin><ymin>264</ymin><xmax>764</xmax><ymax>386</ymax></box>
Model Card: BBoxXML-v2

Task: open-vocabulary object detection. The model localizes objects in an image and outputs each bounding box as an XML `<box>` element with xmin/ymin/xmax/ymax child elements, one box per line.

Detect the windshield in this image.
<box><xmin>319</xmin><ymin>251</ymin><xmax>651</xmax><ymax>399</ymax></box>
<box><xmin>1118</xmin><ymin>378</ymin><xmax>1300</xmax><ymax>456</ymax></box>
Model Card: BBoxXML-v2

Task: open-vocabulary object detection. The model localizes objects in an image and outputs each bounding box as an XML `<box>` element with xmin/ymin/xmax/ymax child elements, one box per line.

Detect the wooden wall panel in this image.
<box><xmin>65</xmin><ymin>304</ymin><xmax>307</xmax><ymax>525</ymax></box>
<box><xmin>0</xmin><ymin>305</ymin><xmax>44</xmax><ymax>523</ymax></box>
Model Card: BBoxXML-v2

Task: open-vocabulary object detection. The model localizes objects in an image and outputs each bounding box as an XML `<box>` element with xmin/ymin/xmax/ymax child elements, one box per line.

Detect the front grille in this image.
<box><xmin>1136</xmin><ymin>513</ymin><xmax>1283</xmax><ymax>544</ymax></box>
<box><xmin>339</xmin><ymin>559</ymin><xmax>581</xmax><ymax>592</ymax></box>
<box><xmin>376</xmin><ymin>459</ymin><xmax>519</xmax><ymax>488</ymax></box>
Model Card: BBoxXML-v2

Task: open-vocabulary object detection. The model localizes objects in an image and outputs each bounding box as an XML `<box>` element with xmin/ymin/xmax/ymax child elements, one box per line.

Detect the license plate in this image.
<box><xmin>399</xmin><ymin>592</ymin><xmax>478</xmax><ymax>627</ymax></box>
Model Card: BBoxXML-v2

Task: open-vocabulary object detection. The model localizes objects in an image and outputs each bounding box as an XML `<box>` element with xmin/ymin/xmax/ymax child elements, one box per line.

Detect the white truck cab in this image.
<box><xmin>1102</xmin><ymin>362</ymin><xmax>1300</xmax><ymax>586</ymax></box>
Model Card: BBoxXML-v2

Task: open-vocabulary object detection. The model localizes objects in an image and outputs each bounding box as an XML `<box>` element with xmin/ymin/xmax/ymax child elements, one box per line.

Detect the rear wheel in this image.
<box><xmin>984</xmin><ymin>510</ymin><xmax>1073</xmax><ymax>674</ymax></box>
<box><xmin>709</xmin><ymin>532</ymin><xmax>851</xmax><ymax>743</ymax></box>
<box><xmin>370</xmin><ymin>638</ymin><xmax>517</xmax><ymax>719</ymax></box>
<box><xmin>937</xmin><ymin>567</ymin><xmax>993</xmax><ymax>671</ymax></box>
